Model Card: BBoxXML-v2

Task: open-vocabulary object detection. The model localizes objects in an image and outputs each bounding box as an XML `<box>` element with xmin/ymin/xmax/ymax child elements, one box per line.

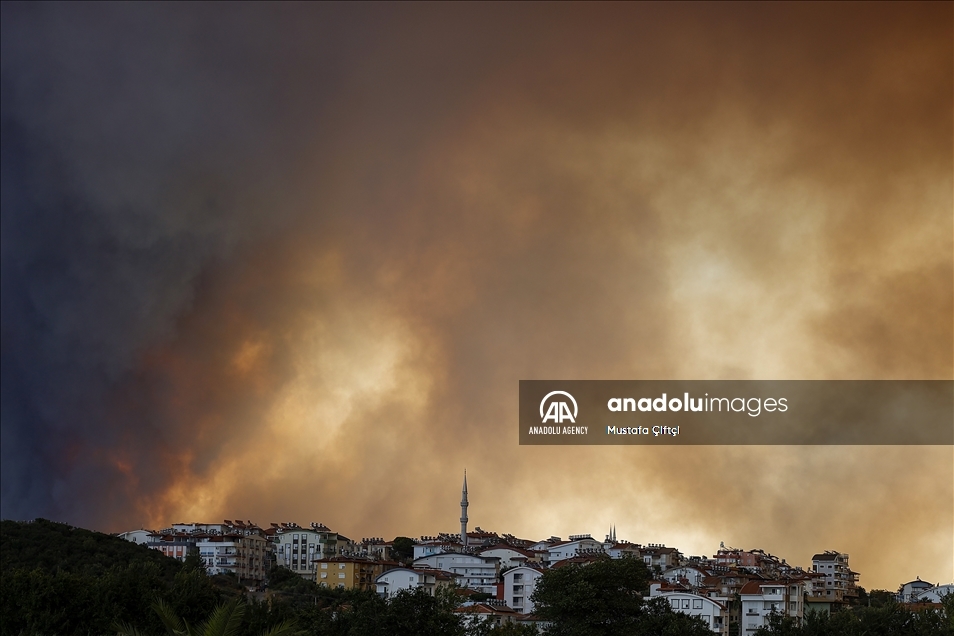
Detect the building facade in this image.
<box><xmin>315</xmin><ymin>556</ymin><xmax>396</xmax><ymax>591</ymax></box>
<box><xmin>653</xmin><ymin>591</ymin><xmax>728</xmax><ymax>635</ymax></box>
<box><xmin>811</xmin><ymin>551</ymin><xmax>858</xmax><ymax>603</ymax></box>
<box><xmin>375</xmin><ymin>567</ymin><xmax>455</xmax><ymax>598</ymax></box>
<box><xmin>502</xmin><ymin>566</ymin><xmax>544</xmax><ymax>615</ymax></box>
<box><xmin>413</xmin><ymin>552</ymin><xmax>499</xmax><ymax>595</ymax></box>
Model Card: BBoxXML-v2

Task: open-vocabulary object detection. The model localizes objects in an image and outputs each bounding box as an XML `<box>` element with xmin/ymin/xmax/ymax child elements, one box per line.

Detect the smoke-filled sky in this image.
<box><xmin>1</xmin><ymin>2</ymin><xmax>951</xmax><ymax>590</ymax></box>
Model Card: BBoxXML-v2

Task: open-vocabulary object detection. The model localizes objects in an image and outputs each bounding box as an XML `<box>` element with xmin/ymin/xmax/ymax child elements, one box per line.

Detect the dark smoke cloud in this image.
<box><xmin>1</xmin><ymin>2</ymin><xmax>950</xmax><ymax>589</ymax></box>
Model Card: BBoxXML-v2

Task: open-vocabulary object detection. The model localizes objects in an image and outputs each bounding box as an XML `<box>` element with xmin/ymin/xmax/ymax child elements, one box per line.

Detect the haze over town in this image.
<box><xmin>1</xmin><ymin>2</ymin><xmax>951</xmax><ymax>592</ymax></box>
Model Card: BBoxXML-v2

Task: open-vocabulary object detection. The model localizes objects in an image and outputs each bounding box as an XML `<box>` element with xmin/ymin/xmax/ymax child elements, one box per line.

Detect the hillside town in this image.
<box><xmin>118</xmin><ymin>474</ymin><xmax>952</xmax><ymax>636</ymax></box>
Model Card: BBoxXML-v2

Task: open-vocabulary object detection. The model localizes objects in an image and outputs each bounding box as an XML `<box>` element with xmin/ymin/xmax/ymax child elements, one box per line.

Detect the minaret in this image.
<box><xmin>460</xmin><ymin>470</ymin><xmax>469</xmax><ymax>548</ymax></box>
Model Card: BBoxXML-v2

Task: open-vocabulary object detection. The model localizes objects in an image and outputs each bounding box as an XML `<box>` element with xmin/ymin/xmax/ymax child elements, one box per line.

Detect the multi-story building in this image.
<box><xmin>651</xmin><ymin>590</ymin><xmax>729</xmax><ymax>635</ymax></box>
<box><xmin>479</xmin><ymin>544</ymin><xmax>539</xmax><ymax>568</ymax></box>
<box><xmin>147</xmin><ymin>530</ymin><xmax>199</xmax><ymax>563</ymax></box>
<box><xmin>502</xmin><ymin>566</ymin><xmax>544</xmax><ymax>614</ymax></box>
<box><xmin>270</xmin><ymin>522</ymin><xmax>353</xmax><ymax>578</ymax></box>
<box><xmin>662</xmin><ymin>565</ymin><xmax>713</xmax><ymax>588</ymax></box>
<box><xmin>896</xmin><ymin>578</ymin><xmax>935</xmax><ymax>603</ymax></box>
<box><xmin>739</xmin><ymin>580</ymin><xmax>806</xmax><ymax>635</ymax></box>
<box><xmin>413</xmin><ymin>552</ymin><xmax>499</xmax><ymax>595</ymax></box>
<box><xmin>196</xmin><ymin>526</ymin><xmax>270</xmax><ymax>583</ymax></box>
<box><xmin>811</xmin><ymin>551</ymin><xmax>858</xmax><ymax>603</ymax></box>
<box><xmin>120</xmin><ymin>527</ymin><xmax>198</xmax><ymax>563</ymax></box>
<box><xmin>604</xmin><ymin>541</ymin><xmax>642</xmax><ymax>560</ymax></box>
<box><xmin>190</xmin><ymin>521</ymin><xmax>269</xmax><ymax>584</ymax></box>
<box><xmin>414</xmin><ymin>535</ymin><xmax>463</xmax><ymax>560</ymax></box>
<box><xmin>640</xmin><ymin>544</ymin><xmax>685</xmax><ymax>571</ymax></box>
<box><xmin>315</xmin><ymin>556</ymin><xmax>396</xmax><ymax>591</ymax></box>
<box><xmin>547</xmin><ymin>535</ymin><xmax>606</xmax><ymax>564</ymax></box>
<box><xmin>907</xmin><ymin>583</ymin><xmax>954</xmax><ymax>604</ymax></box>
<box><xmin>356</xmin><ymin>537</ymin><xmax>394</xmax><ymax>560</ymax></box>
<box><xmin>124</xmin><ymin>520</ymin><xmax>268</xmax><ymax>576</ymax></box>
<box><xmin>117</xmin><ymin>529</ymin><xmax>154</xmax><ymax>545</ymax></box>
<box><xmin>375</xmin><ymin>567</ymin><xmax>455</xmax><ymax>598</ymax></box>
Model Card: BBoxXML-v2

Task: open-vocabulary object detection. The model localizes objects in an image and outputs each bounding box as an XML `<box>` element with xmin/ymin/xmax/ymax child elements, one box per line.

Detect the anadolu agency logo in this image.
<box><xmin>540</xmin><ymin>391</ymin><xmax>578</xmax><ymax>424</ymax></box>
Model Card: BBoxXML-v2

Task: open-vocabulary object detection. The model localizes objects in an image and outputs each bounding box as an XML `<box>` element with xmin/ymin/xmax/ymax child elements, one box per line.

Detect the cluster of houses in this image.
<box><xmin>118</xmin><ymin>476</ymin><xmax>952</xmax><ymax>634</ymax></box>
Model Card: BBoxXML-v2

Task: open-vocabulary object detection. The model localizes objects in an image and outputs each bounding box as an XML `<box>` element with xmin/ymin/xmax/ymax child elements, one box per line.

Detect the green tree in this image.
<box><xmin>632</xmin><ymin>597</ymin><xmax>720</xmax><ymax>636</ymax></box>
<box><xmin>530</xmin><ymin>556</ymin><xmax>649</xmax><ymax>636</ymax></box>
<box><xmin>531</xmin><ymin>558</ymin><xmax>714</xmax><ymax>636</ymax></box>
<box><xmin>379</xmin><ymin>586</ymin><xmax>466</xmax><ymax>636</ymax></box>
<box><xmin>391</xmin><ymin>537</ymin><xmax>415</xmax><ymax>564</ymax></box>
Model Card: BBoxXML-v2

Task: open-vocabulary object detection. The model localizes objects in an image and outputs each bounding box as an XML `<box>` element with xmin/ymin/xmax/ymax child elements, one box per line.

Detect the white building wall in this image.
<box><xmin>662</xmin><ymin>566</ymin><xmax>709</xmax><ymax>588</ymax></box>
<box><xmin>913</xmin><ymin>583</ymin><xmax>954</xmax><ymax>603</ymax></box>
<box><xmin>741</xmin><ymin>583</ymin><xmax>788</xmax><ymax>636</ymax></box>
<box><xmin>547</xmin><ymin>539</ymin><xmax>604</xmax><ymax>563</ymax></box>
<box><xmin>653</xmin><ymin>592</ymin><xmax>727</xmax><ymax>634</ymax></box>
<box><xmin>503</xmin><ymin>567</ymin><xmax>543</xmax><ymax>615</ymax></box>
<box><xmin>118</xmin><ymin>529</ymin><xmax>153</xmax><ymax>544</ymax></box>
<box><xmin>274</xmin><ymin>529</ymin><xmax>322</xmax><ymax>578</ymax></box>
<box><xmin>375</xmin><ymin>568</ymin><xmax>441</xmax><ymax>598</ymax></box>
<box><xmin>480</xmin><ymin>547</ymin><xmax>531</xmax><ymax>568</ymax></box>
<box><xmin>413</xmin><ymin>553</ymin><xmax>498</xmax><ymax>594</ymax></box>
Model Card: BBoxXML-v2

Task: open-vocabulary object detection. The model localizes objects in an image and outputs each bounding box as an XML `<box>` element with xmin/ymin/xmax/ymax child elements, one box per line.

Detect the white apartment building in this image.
<box><xmin>811</xmin><ymin>552</ymin><xmax>858</xmax><ymax>602</ymax></box>
<box><xmin>479</xmin><ymin>545</ymin><xmax>537</xmax><ymax>568</ymax></box>
<box><xmin>413</xmin><ymin>537</ymin><xmax>461</xmax><ymax>560</ymax></box>
<box><xmin>196</xmin><ymin>531</ymin><xmax>268</xmax><ymax>583</ymax></box>
<box><xmin>413</xmin><ymin>552</ymin><xmax>499</xmax><ymax>595</ymax></box>
<box><xmin>375</xmin><ymin>567</ymin><xmax>454</xmax><ymax>598</ymax></box>
<box><xmin>120</xmin><ymin>528</ymin><xmax>197</xmax><ymax>563</ymax></box>
<box><xmin>273</xmin><ymin>525</ymin><xmax>324</xmax><ymax>577</ymax></box>
<box><xmin>117</xmin><ymin>529</ymin><xmax>154</xmax><ymax>545</ymax></box>
<box><xmin>896</xmin><ymin>578</ymin><xmax>936</xmax><ymax>603</ymax></box>
<box><xmin>547</xmin><ymin>535</ymin><xmax>605</xmax><ymax>564</ymax></box>
<box><xmin>127</xmin><ymin>521</ymin><xmax>268</xmax><ymax>577</ymax></box>
<box><xmin>503</xmin><ymin>566</ymin><xmax>544</xmax><ymax>614</ymax></box>
<box><xmin>271</xmin><ymin>522</ymin><xmax>352</xmax><ymax>579</ymax></box>
<box><xmin>147</xmin><ymin>532</ymin><xmax>197</xmax><ymax>563</ymax></box>
<box><xmin>640</xmin><ymin>544</ymin><xmax>684</xmax><ymax>570</ymax></box>
<box><xmin>653</xmin><ymin>591</ymin><xmax>728</xmax><ymax>635</ymax></box>
<box><xmin>912</xmin><ymin>583</ymin><xmax>954</xmax><ymax>603</ymax></box>
<box><xmin>604</xmin><ymin>542</ymin><xmax>641</xmax><ymax>559</ymax></box>
<box><xmin>739</xmin><ymin>580</ymin><xmax>805</xmax><ymax>635</ymax></box>
<box><xmin>662</xmin><ymin>565</ymin><xmax>712</xmax><ymax>588</ymax></box>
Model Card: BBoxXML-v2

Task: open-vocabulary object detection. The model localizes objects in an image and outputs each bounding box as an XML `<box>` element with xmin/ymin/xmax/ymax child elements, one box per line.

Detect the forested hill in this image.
<box><xmin>0</xmin><ymin>519</ymin><xmax>227</xmax><ymax>635</ymax></box>
<box><xmin>0</xmin><ymin>518</ymin><xmax>180</xmax><ymax>578</ymax></box>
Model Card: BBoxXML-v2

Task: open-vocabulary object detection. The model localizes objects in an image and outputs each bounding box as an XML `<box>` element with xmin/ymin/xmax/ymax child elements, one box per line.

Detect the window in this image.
<box><xmin>338</xmin><ymin>573</ymin><xmax>345</xmax><ymax>579</ymax></box>
<box><xmin>321</xmin><ymin>563</ymin><xmax>328</xmax><ymax>569</ymax></box>
<box><xmin>670</xmin><ymin>599</ymin><xmax>679</xmax><ymax>609</ymax></box>
<box><xmin>682</xmin><ymin>600</ymin><xmax>690</xmax><ymax>609</ymax></box>
<box><xmin>693</xmin><ymin>599</ymin><xmax>703</xmax><ymax>609</ymax></box>
<box><xmin>514</xmin><ymin>573</ymin><xmax>523</xmax><ymax>582</ymax></box>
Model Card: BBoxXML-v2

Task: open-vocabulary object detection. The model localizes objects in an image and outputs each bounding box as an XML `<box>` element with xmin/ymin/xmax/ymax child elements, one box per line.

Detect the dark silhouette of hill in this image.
<box><xmin>0</xmin><ymin>518</ymin><xmax>181</xmax><ymax>579</ymax></box>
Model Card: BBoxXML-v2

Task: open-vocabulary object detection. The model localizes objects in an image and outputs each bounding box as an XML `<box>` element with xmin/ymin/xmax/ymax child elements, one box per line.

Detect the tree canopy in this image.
<box><xmin>530</xmin><ymin>556</ymin><xmax>712</xmax><ymax>636</ymax></box>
